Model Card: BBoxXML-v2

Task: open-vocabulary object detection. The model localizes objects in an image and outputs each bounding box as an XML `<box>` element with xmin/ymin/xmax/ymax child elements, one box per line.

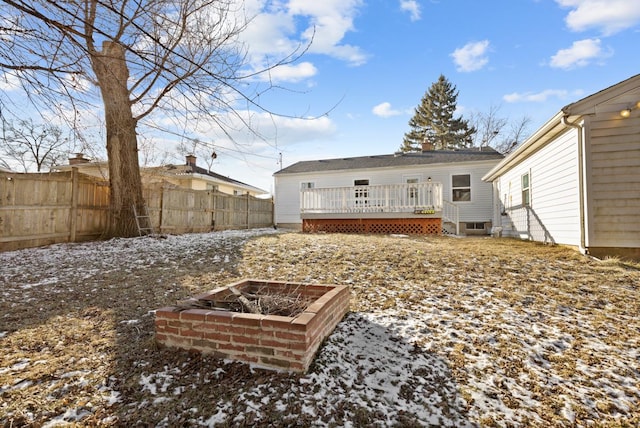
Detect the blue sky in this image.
<box><xmin>198</xmin><ymin>0</ymin><xmax>639</xmax><ymax>193</ymax></box>
<box><xmin>2</xmin><ymin>1</ymin><xmax>639</xmax><ymax>194</ymax></box>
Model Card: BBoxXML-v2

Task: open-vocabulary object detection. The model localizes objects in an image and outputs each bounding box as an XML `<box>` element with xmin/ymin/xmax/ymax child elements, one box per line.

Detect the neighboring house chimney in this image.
<box><xmin>186</xmin><ymin>154</ymin><xmax>197</xmax><ymax>167</ymax></box>
<box><xmin>421</xmin><ymin>141</ymin><xmax>434</xmax><ymax>152</ymax></box>
<box><xmin>69</xmin><ymin>153</ymin><xmax>90</xmax><ymax>165</ymax></box>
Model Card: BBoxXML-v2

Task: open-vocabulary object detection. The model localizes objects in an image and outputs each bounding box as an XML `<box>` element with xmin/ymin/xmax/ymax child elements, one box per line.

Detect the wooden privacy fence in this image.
<box><xmin>0</xmin><ymin>170</ymin><xmax>110</xmax><ymax>251</ymax></box>
<box><xmin>1</xmin><ymin>171</ymin><xmax>274</xmax><ymax>252</ymax></box>
<box><xmin>144</xmin><ymin>184</ymin><xmax>274</xmax><ymax>235</ymax></box>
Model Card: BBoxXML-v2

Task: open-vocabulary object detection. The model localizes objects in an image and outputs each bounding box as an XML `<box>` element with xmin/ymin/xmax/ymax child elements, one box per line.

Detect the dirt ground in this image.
<box><xmin>1</xmin><ymin>229</ymin><xmax>639</xmax><ymax>427</ymax></box>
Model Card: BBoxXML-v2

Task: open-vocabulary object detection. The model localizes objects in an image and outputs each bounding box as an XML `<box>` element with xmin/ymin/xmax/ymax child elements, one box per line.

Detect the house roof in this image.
<box><xmin>483</xmin><ymin>73</ymin><xmax>640</xmax><ymax>182</ymax></box>
<box><xmin>153</xmin><ymin>163</ymin><xmax>267</xmax><ymax>194</ymax></box>
<box><xmin>275</xmin><ymin>147</ymin><xmax>504</xmax><ymax>175</ymax></box>
<box><xmin>53</xmin><ymin>157</ymin><xmax>268</xmax><ymax>194</ymax></box>
<box><xmin>563</xmin><ymin>73</ymin><xmax>640</xmax><ymax>117</ymax></box>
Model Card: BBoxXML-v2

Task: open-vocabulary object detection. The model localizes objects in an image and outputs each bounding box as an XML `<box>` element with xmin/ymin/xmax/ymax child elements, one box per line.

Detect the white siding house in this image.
<box><xmin>483</xmin><ymin>74</ymin><xmax>640</xmax><ymax>260</ymax></box>
<box><xmin>274</xmin><ymin>146</ymin><xmax>503</xmax><ymax>234</ymax></box>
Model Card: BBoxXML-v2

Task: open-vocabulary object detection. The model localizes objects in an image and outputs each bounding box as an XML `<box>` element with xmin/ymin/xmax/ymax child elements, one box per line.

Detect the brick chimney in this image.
<box><xmin>421</xmin><ymin>141</ymin><xmax>434</xmax><ymax>152</ymax></box>
<box><xmin>69</xmin><ymin>153</ymin><xmax>90</xmax><ymax>165</ymax></box>
<box><xmin>186</xmin><ymin>154</ymin><xmax>197</xmax><ymax>167</ymax></box>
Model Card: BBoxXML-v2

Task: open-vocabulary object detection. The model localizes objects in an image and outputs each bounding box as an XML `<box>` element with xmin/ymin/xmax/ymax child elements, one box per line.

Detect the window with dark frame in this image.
<box><xmin>300</xmin><ymin>182</ymin><xmax>314</xmax><ymax>190</ymax></box>
<box><xmin>466</xmin><ymin>222</ymin><xmax>486</xmax><ymax>230</ymax></box>
<box><xmin>452</xmin><ymin>174</ymin><xmax>471</xmax><ymax>201</ymax></box>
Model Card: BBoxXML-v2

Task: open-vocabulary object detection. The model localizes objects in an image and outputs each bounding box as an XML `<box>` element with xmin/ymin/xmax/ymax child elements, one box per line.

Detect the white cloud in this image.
<box><xmin>193</xmin><ymin>110</ymin><xmax>337</xmax><ymax>148</ymax></box>
<box><xmin>0</xmin><ymin>72</ymin><xmax>21</xmax><ymax>91</ymax></box>
<box><xmin>237</xmin><ymin>0</ymin><xmax>368</xmax><ymax>79</ymax></box>
<box><xmin>287</xmin><ymin>0</ymin><xmax>368</xmax><ymax>66</ymax></box>
<box><xmin>400</xmin><ymin>0</ymin><xmax>421</xmax><ymax>21</ymax></box>
<box><xmin>264</xmin><ymin>62</ymin><xmax>318</xmax><ymax>83</ymax></box>
<box><xmin>549</xmin><ymin>38</ymin><xmax>610</xmax><ymax>69</ymax></box>
<box><xmin>240</xmin><ymin>7</ymin><xmax>298</xmax><ymax>58</ymax></box>
<box><xmin>450</xmin><ymin>40</ymin><xmax>490</xmax><ymax>72</ymax></box>
<box><xmin>372</xmin><ymin>102</ymin><xmax>403</xmax><ymax>118</ymax></box>
<box><xmin>556</xmin><ymin>0</ymin><xmax>640</xmax><ymax>35</ymax></box>
<box><xmin>503</xmin><ymin>89</ymin><xmax>570</xmax><ymax>103</ymax></box>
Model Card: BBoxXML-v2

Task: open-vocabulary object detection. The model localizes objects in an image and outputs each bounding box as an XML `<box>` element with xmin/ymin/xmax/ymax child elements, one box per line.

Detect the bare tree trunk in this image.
<box><xmin>91</xmin><ymin>41</ymin><xmax>144</xmax><ymax>237</ymax></box>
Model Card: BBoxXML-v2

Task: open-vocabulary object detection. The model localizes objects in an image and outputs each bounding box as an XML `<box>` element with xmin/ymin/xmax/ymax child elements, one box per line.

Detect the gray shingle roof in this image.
<box><xmin>275</xmin><ymin>147</ymin><xmax>504</xmax><ymax>175</ymax></box>
<box><xmin>157</xmin><ymin>163</ymin><xmax>266</xmax><ymax>193</ymax></box>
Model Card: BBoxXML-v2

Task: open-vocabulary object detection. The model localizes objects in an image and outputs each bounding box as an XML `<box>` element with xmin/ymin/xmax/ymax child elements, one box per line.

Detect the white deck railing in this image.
<box><xmin>300</xmin><ymin>182</ymin><xmax>443</xmax><ymax>214</ymax></box>
<box><xmin>442</xmin><ymin>200</ymin><xmax>460</xmax><ymax>235</ymax></box>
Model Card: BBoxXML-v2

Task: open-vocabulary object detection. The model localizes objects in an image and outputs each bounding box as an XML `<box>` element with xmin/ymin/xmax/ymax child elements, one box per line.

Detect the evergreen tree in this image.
<box><xmin>400</xmin><ymin>75</ymin><xmax>476</xmax><ymax>152</ymax></box>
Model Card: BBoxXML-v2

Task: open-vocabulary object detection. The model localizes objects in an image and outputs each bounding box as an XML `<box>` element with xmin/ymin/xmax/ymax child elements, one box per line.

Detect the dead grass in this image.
<box><xmin>1</xmin><ymin>231</ymin><xmax>639</xmax><ymax>426</ymax></box>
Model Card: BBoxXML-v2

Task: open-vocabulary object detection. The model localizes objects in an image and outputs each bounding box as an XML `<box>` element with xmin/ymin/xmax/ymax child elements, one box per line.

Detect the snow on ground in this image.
<box><xmin>1</xmin><ymin>228</ymin><xmax>276</xmax><ymax>286</ymax></box>
<box><xmin>1</xmin><ymin>229</ymin><xmax>639</xmax><ymax>426</ymax></box>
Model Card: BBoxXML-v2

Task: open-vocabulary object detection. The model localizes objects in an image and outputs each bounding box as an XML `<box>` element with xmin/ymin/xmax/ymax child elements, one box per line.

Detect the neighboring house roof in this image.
<box><xmin>275</xmin><ymin>147</ymin><xmax>504</xmax><ymax>175</ymax></box>
<box><xmin>53</xmin><ymin>154</ymin><xmax>268</xmax><ymax>195</ymax></box>
<box><xmin>483</xmin><ymin>73</ymin><xmax>640</xmax><ymax>182</ymax></box>
<box><xmin>153</xmin><ymin>163</ymin><xmax>267</xmax><ymax>194</ymax></box>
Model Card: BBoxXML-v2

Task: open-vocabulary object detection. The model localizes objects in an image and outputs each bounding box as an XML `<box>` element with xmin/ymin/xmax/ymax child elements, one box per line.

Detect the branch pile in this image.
<box><xmin>177</xmin><ymin>285</ymin><xmax>313</xmax><ymax>317</ymax></box>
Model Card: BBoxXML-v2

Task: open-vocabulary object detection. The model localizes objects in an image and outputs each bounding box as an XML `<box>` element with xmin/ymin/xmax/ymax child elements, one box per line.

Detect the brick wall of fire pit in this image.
<box><xmin>155</xmin><ymin>279</ymin><xmax>351</xmax><ymax>373</ymax></box>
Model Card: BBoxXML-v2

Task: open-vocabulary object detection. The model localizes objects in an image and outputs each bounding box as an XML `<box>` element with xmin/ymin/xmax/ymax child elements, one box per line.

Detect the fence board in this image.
<box><xmin>144</xmin><ymin>186</ymin><xmax>273</xmax><ymax>234</ymax></box>
<box><xmin>0</xmin><ymin>171</ymin><xmax>110</xmax><ymax>251</ymax></box>
<box><xmin>1</xmin><ymin>172</ymin><xmax>273</xmax><ymax>252</ymax></box>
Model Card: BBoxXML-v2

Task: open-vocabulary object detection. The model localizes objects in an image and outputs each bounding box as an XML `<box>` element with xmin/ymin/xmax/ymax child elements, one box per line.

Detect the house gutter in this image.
<box><xmin>560</xmin><ymin>115</ymin><xmax>587</xmax><ymax>254</ymax></box>
<box><xmin>483</xmin><ymin>112</ymin><xmax>565</xmax><ymax>182</ymax></box>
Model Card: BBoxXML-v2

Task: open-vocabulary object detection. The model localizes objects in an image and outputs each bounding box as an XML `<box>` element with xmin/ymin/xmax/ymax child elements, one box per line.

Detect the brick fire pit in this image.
<box><xmin>155</xmin><ymin>279</ymin><xmax>351</xmax><ymax>373</ymax></box>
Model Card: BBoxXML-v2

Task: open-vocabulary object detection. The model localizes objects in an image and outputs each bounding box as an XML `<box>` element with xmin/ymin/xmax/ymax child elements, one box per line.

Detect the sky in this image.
<box><xmin>2</xmin><ymin>0</ymin><xmax>640</xmax><ymax>194</ymax></box>
<box><xmin>198</xmin><ymin>0</ymin><xmax>640</xmax><ymax>193</ymax></box>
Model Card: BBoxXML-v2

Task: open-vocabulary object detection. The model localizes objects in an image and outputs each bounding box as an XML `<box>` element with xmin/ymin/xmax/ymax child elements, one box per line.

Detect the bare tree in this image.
<box><xmin>0</xmin><ymin>112</ymin><xmax>74</xmax><ymax>172</ymax></box>
<box><xmin>176</xmin><ymin>138</ymin><xmax>218</xmax><ymax>172</ymax></box>
<box><xmin>471</xmin><ymin>104</ymin><xmax>507</xmax><ymax>148</ymax></box>
<box><xmin>470</xmin><ymin>104</ymin><xmax>531</xmax><ymax>154</ymax></box>
<box><xmin>501</xmin><ymin>116</ymin><xmax>531</xmax><ymax>154</ymax></box>
<box><xmin>0</xmin><ymin>0</ymin><xmax>306</xmax><ymax>236</ymax></box>
<box><xmin>139</xmin><ymin>135</ymin><xmax>171</xmax><ymax>168</ymax></box>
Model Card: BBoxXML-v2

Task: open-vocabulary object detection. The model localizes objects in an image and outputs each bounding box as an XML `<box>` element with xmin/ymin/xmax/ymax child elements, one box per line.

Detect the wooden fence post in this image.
<box><xmin>159</xmin><ymin>186</ymin><xmax>164</xmax><ymax>234</ymax></box>
<box><xmin>246</xmin><ymin>193</ymin><xmax>250</xmax><ymax>229</ymax></box>
<box><xmin>209</xmin><ymin>190</ymin><xmax>214</xmax><ymax>230</ymax></box>
<box><xmin>69</xmin><ymin>168</ymin><xmax>79</xmax><ymax>242</ymax></box>
<box><xmin>271</xmin><ymin>197</ymin><xmax>275</xmax><ymax>228</ymax></box>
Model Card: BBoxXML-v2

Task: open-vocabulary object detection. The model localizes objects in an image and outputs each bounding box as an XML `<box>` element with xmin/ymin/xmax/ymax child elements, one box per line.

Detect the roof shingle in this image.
<box><xmin>275</xmin><ymin>147</ymin><xmax>504</xmax><ymax>175</ymax></box>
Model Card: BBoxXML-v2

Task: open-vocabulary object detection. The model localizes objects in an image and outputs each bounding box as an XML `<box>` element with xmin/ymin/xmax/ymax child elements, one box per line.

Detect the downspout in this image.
<box><xmin>561</xmin><ymin>115</ymin><xmax>587</xmax><ymax>254</ymax></box>
<box><xmin>491</xmin><ymin>180</ymin><xmax>501</xmax><ymax>235</ymax></box>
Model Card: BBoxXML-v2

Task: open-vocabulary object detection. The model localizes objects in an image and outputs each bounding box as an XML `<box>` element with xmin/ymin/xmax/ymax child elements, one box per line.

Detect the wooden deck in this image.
<box><xmin>301</xmin><ymin>182</ymin><xmax>442</xmax><ymax>215</ymax></box>
<box><xmin>300</xmin><ymin>182</ymin><xmax>458</xmax><ymax>235</ymax></box>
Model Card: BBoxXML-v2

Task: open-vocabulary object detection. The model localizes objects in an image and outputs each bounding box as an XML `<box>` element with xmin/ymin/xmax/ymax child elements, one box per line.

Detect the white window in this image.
<box><xmin>300</xmin><ymin>182</ymin><xmax>314</xmax><ymax>190</ymax></box>
<box><xmin>452</xmin><ymin>174</ymin><xmax>471</xmax><ymax>201</ymax></box>
<box><xmin>354</xmin><ymin>179</ymin><xmax>369</xmax><ymax>204</ymax></box>
<box><xmin>405</xmin><ymin>177</ymin><xmax>420</xmax><ymax>199</ymax></box>
<box><xmin>521</xmin><ymin>172</ymin><xmax>530</xmax><ymax>206</ymax></box>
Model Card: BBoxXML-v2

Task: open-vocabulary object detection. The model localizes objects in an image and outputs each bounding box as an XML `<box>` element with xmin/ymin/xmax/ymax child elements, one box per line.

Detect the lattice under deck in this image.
<box><xmin>302</xmin><ymin>218</ymin><xmax>442</xmax><ymax>235</ymax></box>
